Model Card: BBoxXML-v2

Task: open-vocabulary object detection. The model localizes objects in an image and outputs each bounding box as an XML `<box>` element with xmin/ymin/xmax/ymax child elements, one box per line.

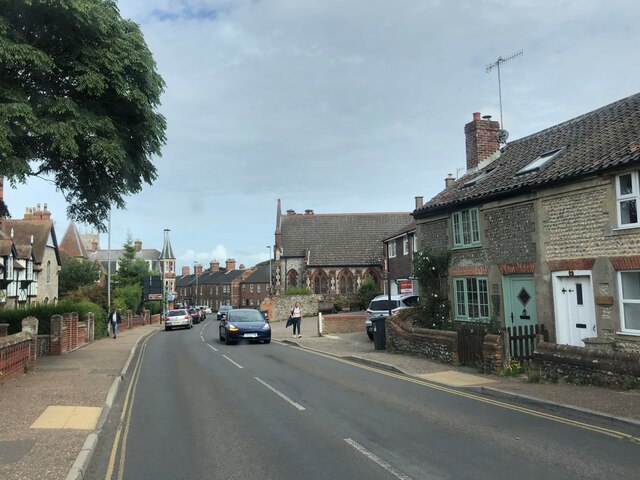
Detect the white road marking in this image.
<box><xmin>223</xmin><ymin>355</ymin><xmax>244</xmax><ymax>369</ymax></box>
<box><xmin>254</xmin><ymin>377</ymin><xmax>306</xmax><ymax>411</ymax></box>
<box><xmin>344</xmin><ymin>438</ymin><xmax>414</xmax><ymax>480</ymax></box>
<box><xmin>207</xmin><ymin>344</ymin><xmax>218</xmax><ymax>352</ymax></box>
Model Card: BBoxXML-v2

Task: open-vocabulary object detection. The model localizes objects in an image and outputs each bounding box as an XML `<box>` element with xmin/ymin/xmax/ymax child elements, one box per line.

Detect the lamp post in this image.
<box><xmin>266</xmin><ymin>245</ymin><xmax>272</xmax><ymax>294</ymax></box>
<box><xmin>194</xmin><ymin>261</ymin><xmax>199</xmax><ymax>306</ymax></box>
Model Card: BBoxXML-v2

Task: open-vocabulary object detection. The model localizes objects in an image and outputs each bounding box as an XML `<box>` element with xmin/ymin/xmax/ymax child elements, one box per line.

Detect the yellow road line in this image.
<box><xmin>105</xmin><ymin>331</ymin><xmax>157</xmax><ymax>480</ymax></box>
<box><xmin>289</xmin><ymin>345</ymin><xmax>640</xmax><ymax>443</ymax></box>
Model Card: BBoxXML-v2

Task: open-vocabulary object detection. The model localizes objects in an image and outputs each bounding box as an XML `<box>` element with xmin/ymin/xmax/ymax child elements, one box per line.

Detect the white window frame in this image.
<box><xmin>452</xmin><ymin>208</ymin><xmax>481</xmax><ymax>248</ymax></box>
<box><xmin>250</xmin><ymin>284</ymin><xmax>254</xmax><ymax>293</ymax></box>
<box><xmin>257</xmin><ymin>284</ymin><xmax>261</xmax><ymax>293</ymax></box>
<box><xmin>454</xmin><ymin>276</ymin><xmax>490</xmax><ymax>321</ymax></box>
<box><xmin>403</xmin><ymin>236</ymin><xmax>409</xmax><ymax>256</ymax></box>
<box><xmin>616</xmin><ymin>171</ymin><xmax>640</xmax><ymax>228</ymax></box>
<box><xmin>388</xmin><ymin>241</ymin><xmax>397</xmax><ymax>258</ymax></box>
<box><xmin>412</xmin><ymin>234</ymin><xmax>418</xmax><ymax>253</ymax></box>
<box><xmin>618</xmin><ymin>270</ymin><xmax>640</xmax><ymax>335</ymax></box>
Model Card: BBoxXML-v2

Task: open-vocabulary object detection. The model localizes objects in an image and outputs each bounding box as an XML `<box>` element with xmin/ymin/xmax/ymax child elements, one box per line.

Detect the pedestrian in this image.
<box><xmin>109</xmin><ymin>307</ymin><xmax>122</xmax><ymax>339</ymax></box>
<box><xmin>290</xmin><ymin>302</ymin><xmax>302</xmax><ymax>338</ymax></box>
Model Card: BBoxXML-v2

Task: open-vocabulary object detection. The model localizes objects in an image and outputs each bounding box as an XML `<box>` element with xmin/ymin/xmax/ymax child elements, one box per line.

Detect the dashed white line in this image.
<box><xmin>255</xmin><ymin>377</ymin><xmax>306</xmax><ymax>411</ymax></box>
<box><xmin>223</xmin><ymin>355</ymin><xmax>244</xmax><ymax>369</ymax></box>
<box><xmin>207</xmin><ymin>344</ymin><xmax>218</xmax><ymax>352</ymax></box>
<box><xmin>344</xmin><ymin>438</ymin><xmax>414</xmax><ymax>480</ymax></box>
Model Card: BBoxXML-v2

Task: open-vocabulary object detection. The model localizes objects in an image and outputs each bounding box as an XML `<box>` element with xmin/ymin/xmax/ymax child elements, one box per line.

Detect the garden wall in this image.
<box><xmin>322</xmin><ymin>313</ymin><xmax>366</xmax><ymax>334</ymax></box>
<box><xmin>386</xmin><ymin>315</ymin><xmax>459</xmax><ymax>364</ymax></box>
<box><xmin>534</xmin><ymin>342</ymin><xmax>640</xmax><ymax>389</ymax></box>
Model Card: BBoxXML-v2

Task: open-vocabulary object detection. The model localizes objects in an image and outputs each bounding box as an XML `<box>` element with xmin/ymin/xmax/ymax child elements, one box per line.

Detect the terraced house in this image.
<box><xmin>413</xmin><ymin>93</ymin><xmax>640</xmax><ymax>351</ymax></box>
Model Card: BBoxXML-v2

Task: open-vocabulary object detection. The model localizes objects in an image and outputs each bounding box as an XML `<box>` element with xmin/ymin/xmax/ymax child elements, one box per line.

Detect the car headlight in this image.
<box><xmin>228</xmin><ymin>325</ymin><xmax>239</xmax><ymax>332</ymax></box>
<box><xmin>262</xmin><ymin>323</ymin><xmax>271</xmax><ymax>330</ymax></box>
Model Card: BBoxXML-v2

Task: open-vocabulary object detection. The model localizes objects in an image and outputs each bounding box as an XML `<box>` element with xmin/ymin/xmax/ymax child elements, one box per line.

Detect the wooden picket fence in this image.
<box><xmin>506</xmin><ymin>324</ymin><xmax>549</xmax><ymax>362</ymax></box>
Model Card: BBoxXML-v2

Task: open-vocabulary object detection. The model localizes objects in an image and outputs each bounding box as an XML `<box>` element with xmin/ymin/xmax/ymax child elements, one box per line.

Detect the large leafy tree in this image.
<box><xmin>59</xmin><ymin>258</ymin><xmax>101</xmax><ymax>296</ymax></box>
<box><xmin>0</xmin><ymin>0</ymin><xmax>166</xmax><ymax>228</ymax></box>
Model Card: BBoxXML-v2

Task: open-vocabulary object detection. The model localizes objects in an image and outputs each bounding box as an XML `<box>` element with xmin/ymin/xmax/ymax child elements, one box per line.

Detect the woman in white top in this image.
<box><xmin>291</xmin><ymin>302</ymin><xmax>302</xmax><ymax>338</ymax></box>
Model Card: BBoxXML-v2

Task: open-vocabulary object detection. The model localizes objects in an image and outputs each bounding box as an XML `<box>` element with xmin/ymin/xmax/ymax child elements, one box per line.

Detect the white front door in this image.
<box><xmin>553</xmin><ymin>272</ymin><xmax>596</xmax><ymax>346</ymax></box>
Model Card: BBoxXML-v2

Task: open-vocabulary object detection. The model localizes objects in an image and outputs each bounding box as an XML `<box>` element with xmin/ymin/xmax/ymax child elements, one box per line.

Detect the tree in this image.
<box><xmin>113</xmin><ymin>235</ymin><xmax>150</xmax><ymax>287</ymax></box>
<box><xmin>357</xmin><ymin>277</ymin><xmax>380</xmax><ymax>309</ymax></box>
<box><xmin>0</xmin><ymin>0</ymin><xmax>166</xmax><ymax>227</ymax></box>
<box><xmin>59</xmin><ymin>259</ymin><xmax>101</xmax><ymax>296</ymax></box>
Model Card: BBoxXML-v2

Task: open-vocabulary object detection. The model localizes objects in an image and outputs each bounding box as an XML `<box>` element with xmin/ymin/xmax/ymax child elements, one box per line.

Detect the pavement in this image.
<box><xmin>1</xmin><ymin>318</ymin><xmax>639</xmax><ymax>480</ymax></box>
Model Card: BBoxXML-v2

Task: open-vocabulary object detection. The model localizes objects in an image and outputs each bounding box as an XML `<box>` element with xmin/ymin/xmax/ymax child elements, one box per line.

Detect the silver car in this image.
<box><xmin>165</xmin><ymin>309</ymin><xmax>193</xmax><ymax>331</ymax></box>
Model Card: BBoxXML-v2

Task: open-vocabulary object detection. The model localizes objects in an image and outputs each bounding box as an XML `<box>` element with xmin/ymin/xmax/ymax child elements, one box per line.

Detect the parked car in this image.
<box><xmin>197</xmin><ymin>305</ymin><xmax>212</xmax><ymax>315</ymax></box>
<box><xmin>194</xmin><ymin>305</ymin><xmax>207</xmax><ymax>320</ymax></box>
<box><xmin>219</xmin><ymin>308</ymin><xmax>271</xmax><ymax>345</ymax></box>
<box><xmin>364</xmin><ymin>294</ymin><xmax>419</xmax><ymax>340</ymax></box>
<box><xmin>188</xmin><ymin>307</ymin><xmax>202</xmax><ymax>324</ymax></box>
<box><xmin>165</xmin><ymin>309</ymin><xmax>193</xmax><ymax>331</ymax></box>
<box><xmin>217</xmin><ymin>305</ymin><xmax>233</xmax><ymax>321</ymax></box>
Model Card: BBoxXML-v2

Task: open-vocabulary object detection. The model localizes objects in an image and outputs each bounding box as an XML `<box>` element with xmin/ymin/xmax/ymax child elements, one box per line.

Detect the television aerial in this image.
<box><xmin>486</xmin><ymin>50</ymin><xmax>523</xmax><ymax>140</ymax></box>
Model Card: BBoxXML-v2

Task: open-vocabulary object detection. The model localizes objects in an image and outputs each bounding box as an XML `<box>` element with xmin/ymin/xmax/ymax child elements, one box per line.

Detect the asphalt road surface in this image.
<box><xmin>86</xmin><ymin>321</ymin><xmax>639</xmax><ymax>480</ymax></box>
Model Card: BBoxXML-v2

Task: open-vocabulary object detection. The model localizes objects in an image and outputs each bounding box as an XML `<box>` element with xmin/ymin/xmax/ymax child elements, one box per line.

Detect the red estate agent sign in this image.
<box><xmin>398</xmin><ymin>280</ymin><xmax>413</xmax><ymax>294</ymax></box>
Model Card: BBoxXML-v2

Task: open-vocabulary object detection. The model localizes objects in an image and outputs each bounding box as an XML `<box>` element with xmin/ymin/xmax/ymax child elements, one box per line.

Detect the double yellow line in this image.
<box><xmin>104</xmin><ymin>331</ymin><xmax>156</xmax><ymax>480</ymax></box>
<box><xmin>294</xmin><ymin>346</ymin><xmax>640</xmax><ymax>443</ymax></box>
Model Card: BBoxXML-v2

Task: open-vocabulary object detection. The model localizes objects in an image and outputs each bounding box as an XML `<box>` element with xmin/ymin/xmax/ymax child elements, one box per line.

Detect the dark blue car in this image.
<box><xmin>219</xmin><ymin>309</ymin><xmax>271</xmax><ymax>345</ymax></box>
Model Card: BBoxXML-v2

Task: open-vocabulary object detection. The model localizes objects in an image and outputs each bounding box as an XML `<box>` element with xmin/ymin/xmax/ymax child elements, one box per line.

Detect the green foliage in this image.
<box><xmin>0</xmin><ymin>0</ymin><xmax>166</xmax><ymax>229</ymax></box>
<box><xmin>144</xmin><ymin>300</ymin><xmax>162</xmax><ymax>314</ymax></box>
<box><xmin>0</xmin><ymin>300</ymin><xmax>106</xmax><ymax>338</ymax></box>
<box><xmin>283</xmin><ymin>286</ymin><xmax>312</xmax><ymax>295</ymax></box>
<box><xmin>357</xmin><ymin>276</ymin><xmax>380</xmax><ymax>308</ymax></box>
<box><xmin>63</xmin><ymin>282</ymin><xmax>107</xmax><ymax>309</ymax></box>
<box><xmin>499</xmin><ymin>358</ymin><xmax>524</xmax><ymax>377</ymax></box>
<box><xmin>114</xmin><ymin>235</ymin><xmax>150</xmax><ymax>287</ymax></box>
<box><xmin>412</xmin><ymin>249</ymin><xmax>451</xmax><ymax>329</ymax></box>
<box><xmin>114</xmin><ymin>283</ymin><xmax>142</xmax><ymax>313</ymax></box>
<box><xmin>333</xmin><ymin>297</ymin><xmax>346</xmax><ymax>310</ymax></box>
<box><xmin>59</xmin><ymin>259</ymin><xmax>101</xmax><ymax>296</ymax></box>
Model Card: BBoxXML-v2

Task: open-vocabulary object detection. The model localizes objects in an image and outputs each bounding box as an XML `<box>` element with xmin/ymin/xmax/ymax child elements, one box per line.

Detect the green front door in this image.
<box><xmin>503</xmin><ymin>275</ymin><xmax>537</xmax><ymax>329</ymax></box>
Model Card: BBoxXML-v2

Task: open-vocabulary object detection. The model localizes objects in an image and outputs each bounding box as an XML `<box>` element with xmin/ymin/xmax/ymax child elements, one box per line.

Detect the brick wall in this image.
<box><xmin>322</xmin><ymin>314</ymin><xmax>365</xmax><ymax>334</ymax></box>
<box><xmin>385</xmin><ymin>315</ymin><xmax>459</xmax><ymax>364</ymax></box>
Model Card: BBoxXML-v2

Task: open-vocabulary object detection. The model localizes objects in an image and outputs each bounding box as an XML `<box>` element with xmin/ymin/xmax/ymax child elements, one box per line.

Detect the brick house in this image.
<box><xmin>0</xmin><ymin>204</ymin><xmax>61</xmax><ymax>306</ymax></box>
<box><xmin>239</xmin><ymin>264</ymin><xmax>270</xmax><ymax>308</ymax></box>
<box><xmin>382</xmin><ymin>216</ymin><xmax>419</xmax><ymax>296</ymax></box>
<box><xmin>175</xmin><ymin>259</ymin><xmax>253</xmax><ymax>309</ymax></box>
<box><xmin>413</xmin><ymin>93</ymin><xmax>640</xmax><ymax>351</ymax></box>
<box><xmin>89</xmin><ymin>239</ymin><xmax>161</xmax><ymax>276</ymax></box>
<box><xmin>273</xmin><ymin>201</ymin><xmax>413</xmax><ymax>298</ymax></box>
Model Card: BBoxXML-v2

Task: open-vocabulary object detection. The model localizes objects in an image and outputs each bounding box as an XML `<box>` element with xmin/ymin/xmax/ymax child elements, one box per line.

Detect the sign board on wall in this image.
<box><xmin>397</xmin><ymin>280</ymin><xmax>413</xmax><ymax>294</ymax></box>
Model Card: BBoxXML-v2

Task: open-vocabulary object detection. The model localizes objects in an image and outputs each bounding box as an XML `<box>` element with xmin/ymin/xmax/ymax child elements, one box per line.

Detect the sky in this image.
<box><xmin>5</xmin><ymin>0</ymin><xmax>640</xmax><ymax>272</ymax></box>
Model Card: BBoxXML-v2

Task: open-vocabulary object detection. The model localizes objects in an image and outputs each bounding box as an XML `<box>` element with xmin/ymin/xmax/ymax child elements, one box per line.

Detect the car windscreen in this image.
<box><xmin>219</xmin><ymin>306</ymin><xmax>232</xmax><ymax>311</ymax></box>
<box><xmin>401</xmin><ymin>296</ymin><xmax>420</xmax><ymax>307</ymax></box>
<box><xmin>228</xmin><ymin>310</ymin><xmax>264</xmax><ymax>322</ymax></box>
<box><xmin>369</xmin><ymin>300</ymin><xmax>400</xmax><ymax>311</ymax></box>
<box><xmin>169</xmin><ymin>310</ymin><xmax>186</xmax><ymax>316</ymax></box>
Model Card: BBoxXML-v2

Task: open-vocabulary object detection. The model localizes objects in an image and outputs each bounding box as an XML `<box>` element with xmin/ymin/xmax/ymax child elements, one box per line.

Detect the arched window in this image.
<box><xmin>288</xmin><ymin>270</ymin><xmax>298</xmax><ymax>288</ymax></box>
<box><xmin>44</xmin><ymin>297</ymin><xmax>49</xmax><ymax>305</ymax></box>
<box><xmin>312</xmin><ymin>270</ymin><xmax>328</xmax><ymax>294</ymax></box>
<box><xmin>338</xmin><ymin>270</ymin><xmax>355</xmax><ymax>294</ymax></box>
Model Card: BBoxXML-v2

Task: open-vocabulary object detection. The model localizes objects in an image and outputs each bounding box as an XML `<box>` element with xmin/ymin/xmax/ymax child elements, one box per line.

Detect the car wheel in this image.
<box><xmin>224</xmin><ymin>333</ymin><xmax>232</xmax><ymax>345</ymax></box>
<box><xmin>264</xmin><ymin>338</ymin><xmax>271</xmax><ymax>344</ymax></box>
<box><xmin>219</xmin><ymin>329</ymin><xmax>224</xmax><ymax>342</ymax></box>
<box><xmin>367</xmin><ymin>332</ymin><xmax>373</xmax><ymax>341</ymax></box>
<box><xmin>165</xmin><ymin>326</ymin><xmax>171</xmax><ymax>331</ymax></box>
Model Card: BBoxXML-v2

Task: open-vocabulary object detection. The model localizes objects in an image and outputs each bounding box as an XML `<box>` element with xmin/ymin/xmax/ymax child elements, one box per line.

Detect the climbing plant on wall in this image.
<box><xmin>413</xmin><ymin>249</ymin><xmax>452</xmax><ymax>329</ymax></box>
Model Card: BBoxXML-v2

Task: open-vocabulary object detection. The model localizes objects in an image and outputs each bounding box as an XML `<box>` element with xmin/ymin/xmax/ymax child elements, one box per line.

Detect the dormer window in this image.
<box><xmin>516</xmin><ymin>148</ymin><xmax>563</xmax><ymax>175</ymax></box>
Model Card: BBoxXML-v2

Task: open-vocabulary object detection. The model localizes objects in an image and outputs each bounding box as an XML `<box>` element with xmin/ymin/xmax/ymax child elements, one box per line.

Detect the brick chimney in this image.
<box><xmin>194</xmin><ymin>263</ymin><xmax>203</xmax><ymax>275</ymax></box>
<box><xmin>304</xmin><ymin>209</ymin><xmax>314</xmax><ymax>215</ymax></box>
<box><xmin>225</xmin><ymin>258</ymin><xmax>236</xmax><ymax>271</ymax></box>
<box><xmin>182</xmin><ymin>266</ymin><xmax>190</xmax><ymax>276</ymax></box>
<box><xmin>239</xmin><ymin>264</ymin><xmax>245</xmax><ymax>270</ymax></box>
<box><xmin>414</xmin><ymin>196</ymin><xmax>423</xmax><ymax>209</ymax></box>
<box><xmin>286</xmin><ymin>209</ymin><xmax>296</xmax><ymax>215</ymax></box>
<box><xmin>134</xmin><ymin>239</ymin><xmax>142</xmax><ymax>252</ymax></box>
<box><xmin>464</xmin><ymin>112</ymin><xmax>500</xmax><ymax>172</ymax></box>
<box><xmin>210</xmin><ymin>259</ymin><xmax>220</xmax><ymax>272</ymax></box>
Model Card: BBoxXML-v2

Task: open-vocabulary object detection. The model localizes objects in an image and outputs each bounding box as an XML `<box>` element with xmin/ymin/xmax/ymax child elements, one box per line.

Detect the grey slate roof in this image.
<box><xmin>160</xmin><ymin>236</ymin><xmax>175</xmax><ymax>260</ymax></box>
<box><xmin>242</xmin><ymin>264</ymin><xmax>270</xmax><ymax>283</ymax></box>
<box><xmin>281</xmin><ymin>212</ymin><xmax>413</xmax><ymax>266</ymax></box>
<box><xmin>415</xmin><ymin>92</ymin><xmax>640</xmax><ymax>216</ymax></box>
<box><xmin>198</xmin><ymin>269</ymin><xmax>245</xmax><ymax>285</ymax></box>
<box><xmin>383</xmin><ymin>221</ymin><xmax>416</xmax><ymax>242</ymax></box>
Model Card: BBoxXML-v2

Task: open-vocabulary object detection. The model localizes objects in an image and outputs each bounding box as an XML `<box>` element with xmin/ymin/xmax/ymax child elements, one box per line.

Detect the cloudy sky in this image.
<box><xmin>5</xmin><ymin>0</ymin><xmax>640</xmax><ymax>272</ymax></box>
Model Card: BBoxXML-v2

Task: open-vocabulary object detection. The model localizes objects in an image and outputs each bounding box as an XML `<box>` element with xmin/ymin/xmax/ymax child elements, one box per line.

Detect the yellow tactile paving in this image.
<box><xmin>30</xmin><ymin>405</ymin><xmax>102</xmax><ymax>430</ymax></box>
<box><xmin>417</xmin><ymin>371</ymin><xmax>498</xmax><ymax>387</ymax></box>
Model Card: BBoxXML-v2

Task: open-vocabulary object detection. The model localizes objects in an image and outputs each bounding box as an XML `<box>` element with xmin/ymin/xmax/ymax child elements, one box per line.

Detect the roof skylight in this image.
<box><xmin>463</xmin><ymin>168</ymin><xmax>495</xmax><ymax>188</ymax></box>
<box><xmin>516</xmin><ymin>148</ymin><xmax>563</xmax><ymax>175</ymax></box>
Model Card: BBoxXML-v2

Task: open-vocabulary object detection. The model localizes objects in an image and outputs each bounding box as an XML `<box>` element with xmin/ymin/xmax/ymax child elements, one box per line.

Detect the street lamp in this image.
<box><xmin>194</xmin><ymin>261</ymin><xmax>199</xmax><ymax>306</ymax></box>
<box><xmin>266</xmin><ymin>246</ymin><xmax>272</xmax><ymax>294</ymax></box>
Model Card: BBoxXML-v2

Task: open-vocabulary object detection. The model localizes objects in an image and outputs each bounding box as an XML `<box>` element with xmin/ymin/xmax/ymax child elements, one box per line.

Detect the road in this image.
<box><xmin>87</xmin><ymin>320</ymin><xmax>639</xmax><ymax>480</ymax></box>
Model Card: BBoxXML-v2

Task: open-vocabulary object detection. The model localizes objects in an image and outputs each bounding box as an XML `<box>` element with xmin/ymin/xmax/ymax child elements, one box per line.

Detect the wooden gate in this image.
<box><xmin>457</xmin><ymin>323</ymin><xmax>486</xmax><ymax>366</ymax></box>
<box><xmin>506</xmin><ymin>324</ymin><xmax>548</xmax><ymax>361</ymax></box>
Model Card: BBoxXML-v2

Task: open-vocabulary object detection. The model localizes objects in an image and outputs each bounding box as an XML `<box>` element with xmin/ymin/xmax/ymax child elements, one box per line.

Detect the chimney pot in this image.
<box><xmin>286</xmin><ymin>209</ymin><xmax>295</xmax><ymax>215</ymax></box>
<box><xmin>445</xmin><ymin>173</ymin><xmax>456</xmax><ymax>188</ymax></box>
<box><xmin>472</xmin><ymin>112</ymin><xmax>481</xmax><ymax>121</ymax></box>
<box><xmin>182</xmin><ymin>266</ymin><xmax>190</xmax><ymax>276</ymax></box>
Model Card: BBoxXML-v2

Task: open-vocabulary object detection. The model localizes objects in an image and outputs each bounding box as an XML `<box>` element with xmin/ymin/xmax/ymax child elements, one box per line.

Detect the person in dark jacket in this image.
<box><xmin>109</xmin><ymin>308</ymin><xmax>122</xmax><ymax>339</ymax></box>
